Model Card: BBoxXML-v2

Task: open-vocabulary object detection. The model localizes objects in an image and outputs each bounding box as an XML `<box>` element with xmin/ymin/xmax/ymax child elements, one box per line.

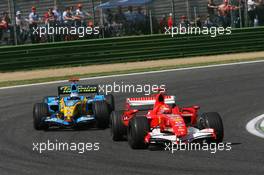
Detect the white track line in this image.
<box><xmin>1</xmin><ymin>59</ymin><xmax>264</xmax><ymax>90</ymax></box>
<box><xmin>246</xmin><ymin>114</ymin><xmax>264</xmax><ymax>138</ymax></box>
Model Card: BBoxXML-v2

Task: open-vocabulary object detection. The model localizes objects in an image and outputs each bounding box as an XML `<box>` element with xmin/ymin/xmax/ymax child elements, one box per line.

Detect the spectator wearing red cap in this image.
<box><xmin>0</xmin><ymin>12</ymin><xmax>9</xmax><ymax>30</ymax></box>
<box><xmin>44</xmin><ymin>8</ymin><xmax>55</xmax><ymax>25</ymax></box>
<box><xmin>167</xmin><ymin>13</ymin><xmax>173</xmax><ymax>29</ymax></box>
<box><xmin>29</xmin><ymin>6</ymin><xmax>41</xmax><ymax>43</ymax></box>
<box><xmin>44</xmin><ymin>8</ymin><xmax>56</xmax><ymax>42</ymax></box>
<box><xmin>179</xmin><ymin>15</ymin><xmax>190</xmax><ymax>28</ymax></box>
<box><xmin>217</xmin><ymin>0</ymin><xmax>240</xmax><ymax>27</ymax></box>
<box><xmin>29</xmin><ymin>6</ymin><xmax>40</xmax><ymax>24</ymax></box>
<box><xmin>0</xmin><ymin>12</ymin><xmax>10</xmax><ymax>44</ymax></box>
<box><xmin>74</xmin><ymin>3</ymin><xmax>85</xmax><ymax>27</ymax></box>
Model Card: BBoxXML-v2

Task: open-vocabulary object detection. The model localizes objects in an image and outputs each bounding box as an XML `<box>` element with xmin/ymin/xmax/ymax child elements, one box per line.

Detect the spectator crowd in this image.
<box><xmin>206</xmin><ymin>0</ymin><xmax>264</xmax><ymax>28</ymax></box>
<box><xmin>102</xmin><ymin>6</ymin><xmax>151</xmax><ymax>37</ymax></box>
<box><xmin>0</xmin><ymin>3</ymin><xmax>95</xmax><ymax>45</ymax></box>
<box><xmin>159</xmin><ymin>0</ymin><xmax>264</xmax><ymax>33</ymax></box>
<box><xmin>0</xmin><ymin>0</ymin><xmax>264</xmax><ymax>45</ymax></box>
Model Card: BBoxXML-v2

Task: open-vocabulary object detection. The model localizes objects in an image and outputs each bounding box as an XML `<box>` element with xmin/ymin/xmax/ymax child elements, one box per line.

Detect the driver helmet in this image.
<box><xmin>159</xmin><ymin>104</ymin><xmax>172</xmax><ymax>114</ymax></box>
<box><xmin>70</xmin><ymin>92</ymin><xmax>79</xmax><ymax>98</ymax></box>
<box><xmin>70</xmin><ymin>84</ymin><xmax>79</xmax><ymax>98</ymax></box>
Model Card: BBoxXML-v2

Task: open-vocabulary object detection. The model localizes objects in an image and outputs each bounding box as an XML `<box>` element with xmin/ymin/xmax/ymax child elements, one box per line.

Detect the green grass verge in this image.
<box><xmin>0</xmin><ymin>57</ymin><xmax>264</xmax><ymax>88</ymax></box>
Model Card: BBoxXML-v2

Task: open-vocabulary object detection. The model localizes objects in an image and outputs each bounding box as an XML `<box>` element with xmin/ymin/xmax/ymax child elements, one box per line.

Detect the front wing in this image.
<box><xmin>44</xmin><ymin>114</ymin><xmax>95</xmax><ymax>126</ymax></box>
<box><xmin>145</xmin><ymin>127</ymin><xmax>216</xmax><ymax>144</ymax></box>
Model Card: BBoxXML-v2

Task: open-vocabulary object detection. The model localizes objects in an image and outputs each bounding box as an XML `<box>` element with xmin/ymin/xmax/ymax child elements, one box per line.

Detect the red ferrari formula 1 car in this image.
<box><xmin>110</xmin><ymin>91</ymin><xmax>224</xmax><ymax>149</ymax></box>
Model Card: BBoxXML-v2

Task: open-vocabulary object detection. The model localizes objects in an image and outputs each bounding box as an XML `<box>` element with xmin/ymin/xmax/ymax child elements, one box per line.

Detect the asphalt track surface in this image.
<box><xmin>1</xmin><ymin>62</ymin><xmax>264</xmax><ymax>175</ymax></box>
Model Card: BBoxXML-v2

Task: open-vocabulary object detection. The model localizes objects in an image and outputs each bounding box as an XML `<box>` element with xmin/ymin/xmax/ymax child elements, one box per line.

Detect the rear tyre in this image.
<box><xmin>93</xmin><ymin>101</ymin><xmax>110</xmax><ymax>129</ymax></box>
<box><xmin>105</xmin><ymin>94</ymin><xmax>115</xmax><ymax>111</ymax></box>
<box><xmin>198</xmin><ymin>112</ymin><xmax>224</xmax><ymax>143</ymax></box>
<box><xmin>33</xmin><ymin>103</ymin><xmax>49</xmax><ymax>130</ymax></box>
<box><xmin>128</xmin><ymin>116</ymin><xmax>150</xmax><ymax>149</ymax></box>
<box><xmin>110</xmin><ymin>111</ymin><xmax>126</xmax><ymax>141</ymax></box>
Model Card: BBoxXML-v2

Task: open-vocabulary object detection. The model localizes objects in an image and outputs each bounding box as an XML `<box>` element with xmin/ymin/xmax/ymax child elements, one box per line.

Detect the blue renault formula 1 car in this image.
<box><xmin>33</xmin><ymin>78</ymin><xmax>114</xmax><ymax>130</ymax></box>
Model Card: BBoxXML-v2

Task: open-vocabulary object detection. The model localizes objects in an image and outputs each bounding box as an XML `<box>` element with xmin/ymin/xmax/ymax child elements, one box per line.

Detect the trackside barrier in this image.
<box><xmin>0</xmin><ymin>27</ymin><xmax>263</xmax><ymax>72</ymax></box>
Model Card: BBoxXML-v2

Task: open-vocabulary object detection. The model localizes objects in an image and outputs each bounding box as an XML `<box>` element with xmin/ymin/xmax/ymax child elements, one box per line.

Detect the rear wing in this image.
<box><xmin>58</xmin><ymin>85</ymin><xmax>98</xmax><ymax>95</ymax></box>
<box><xmin>127</xmin><ymin>96</ymin><xmax>176</xmax><ymax>106</ymax></box>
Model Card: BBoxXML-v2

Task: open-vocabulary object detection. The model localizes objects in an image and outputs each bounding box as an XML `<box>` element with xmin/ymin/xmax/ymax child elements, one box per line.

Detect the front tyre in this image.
<box><xmin>128</xmin><ymin>116</ymin><xmax>150</xmax><ymax>149</ymax></box>
<box><xmin>33</xmin><ymin>103</ymin><xmax>49</xmax><ymax>130</ymax></box>
<box><xmin>93</xmin><ymin>101</ymin><xmax>110</xmax><ymax>129</ymax></box>
<box><xmin>199</xmin><ymin>112</ymin><xmax>224</xmax><ymax>143</ymax></box>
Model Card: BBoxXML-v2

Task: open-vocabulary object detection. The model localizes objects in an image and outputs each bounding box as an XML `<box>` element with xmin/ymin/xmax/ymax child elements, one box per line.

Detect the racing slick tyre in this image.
<box><xmin>33</xmin><ymin>103</ymin><xmax>49</xmax><ymax>130</ymax></box>
<box><xmin>93</xmin><ymin>101</ymin><xmax>110</xmax><ymax>129</ymax></box>
<box><xmin>110</xmin><ymin>111</ymin><xmax>126</xmax><ymax>141</ymax></box>
<box><xmin>105</xmin><ymin>94</ymin><xmax>115</xmax><ymax>112</ymax></box>
<box><xmin>128</xmin><ymin>116</ymin><xmax>150</xmax><ymax>149</ymax></box>
<box><xmin>198</xmin><ymin>112</ymin><xmax>224</xmax><ymax>143</ymax></box>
